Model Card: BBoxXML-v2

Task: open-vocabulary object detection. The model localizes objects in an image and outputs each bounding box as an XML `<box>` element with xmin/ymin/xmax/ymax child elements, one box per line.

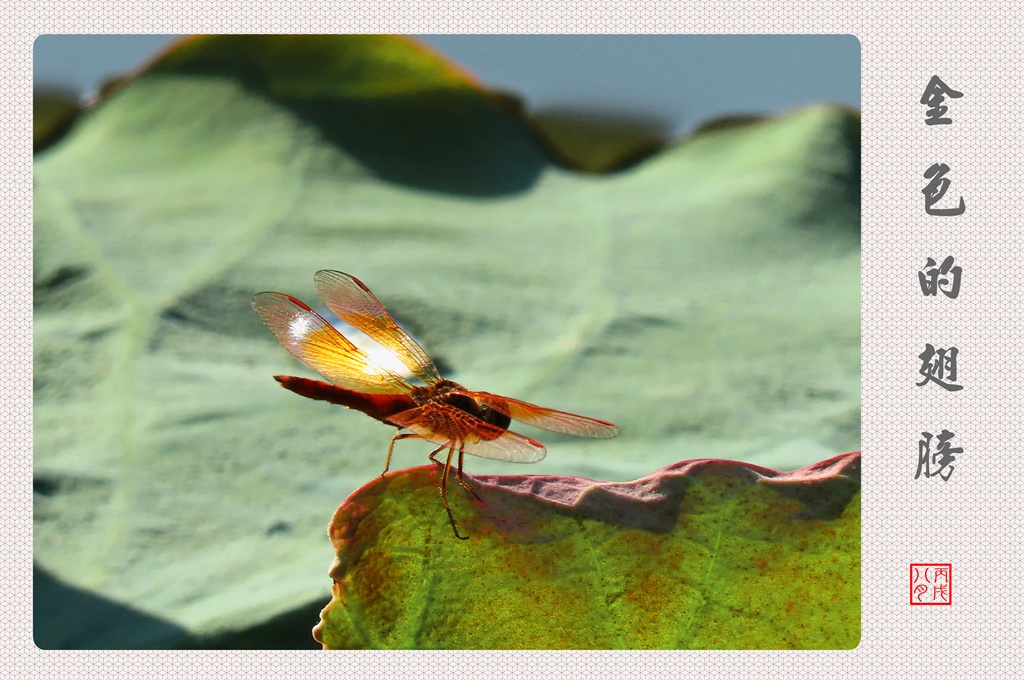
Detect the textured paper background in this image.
<box><xmin>9</xmin><ymin>2</ymin><xmax>1022</xmax><ymax>678</ymax></box>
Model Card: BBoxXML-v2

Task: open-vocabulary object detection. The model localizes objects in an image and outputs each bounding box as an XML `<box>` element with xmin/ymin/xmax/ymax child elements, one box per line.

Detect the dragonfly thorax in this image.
<box><xmin>412</xmin><ymin>379</ymin><xmax>512</xmax><ymax>431</ymax></box>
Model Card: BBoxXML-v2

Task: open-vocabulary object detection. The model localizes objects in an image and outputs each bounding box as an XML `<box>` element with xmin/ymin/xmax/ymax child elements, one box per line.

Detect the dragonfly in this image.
<box><xmin>251</xmin><ymin>270</ymin><xmax>619</xmax><ymax>539</ymax></box>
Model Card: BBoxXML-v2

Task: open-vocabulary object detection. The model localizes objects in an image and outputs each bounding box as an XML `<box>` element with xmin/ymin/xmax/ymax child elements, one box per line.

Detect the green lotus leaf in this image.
<box><xmin>315</xmin><ymin>452</ymin><xmax>860</xmax><ymax>649</ymax></box>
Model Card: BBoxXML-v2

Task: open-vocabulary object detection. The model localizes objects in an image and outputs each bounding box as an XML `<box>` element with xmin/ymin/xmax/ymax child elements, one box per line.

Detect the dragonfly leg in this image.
<box><xmin>383</xmin><ymin>431</ymin><xmax>423</xmax><ymax>477</ymax></box>
<box><xmin>439</xmin><ymin>444</ymin><xmax>468</xmax><ymax>540</ymax></box>
<box><xmin>427</xmin><ymin>442</ymin><xmax>449</xmax><ymax>469</ymax></box>
<box><xmin>455</xmin><ymin>447</ymin><xmax>482</xmax><ymax>502</ymax></box>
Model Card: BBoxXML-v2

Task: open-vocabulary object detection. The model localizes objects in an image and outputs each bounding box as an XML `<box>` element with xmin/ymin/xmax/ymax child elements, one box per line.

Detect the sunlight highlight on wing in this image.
<box><xmin>314</xmin><ymin>270</ymin><xmax>441</xmax><ymax>384</ymax></box>
<box><xmin>321</xmin><ymin>314</ymin><xmax>416</xmax><ymax>380</ymax></box>
<box><xmin>251</xmin><ymin>292</ymin><xmax>413</xmax><ymax>395</ymax></box>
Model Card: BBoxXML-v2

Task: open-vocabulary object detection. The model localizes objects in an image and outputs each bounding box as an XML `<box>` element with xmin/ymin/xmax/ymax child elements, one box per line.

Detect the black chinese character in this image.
<box><xmin>920</xmin><ymin>76</ymin><xmax>963</xmax><ymax>125</ymax></box>
<box><xmin>923</xmin><ymin>163</ymin><xmax>966</xmax><ymax>216</ymax></box>
<box><xmin>915</xmin><ymin>430</ymin><xmax>960</xmax><ymax>481</ymax></box>
<box><xmin>919</xmin><ymin>256</ymin><xmax>962</xmax><ymax>298</ymax></box>
<box><xmin>916</xmin><ymin>343</ymin><xmax>963</xmax><ymax>391</ymax></box>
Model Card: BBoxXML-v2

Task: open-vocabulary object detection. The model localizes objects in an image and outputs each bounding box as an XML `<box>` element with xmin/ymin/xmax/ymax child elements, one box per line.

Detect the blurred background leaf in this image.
<box><xmin>32</xmin><ymin>88</ymin><xmax>83</xmax><ymax>152</ymax></box>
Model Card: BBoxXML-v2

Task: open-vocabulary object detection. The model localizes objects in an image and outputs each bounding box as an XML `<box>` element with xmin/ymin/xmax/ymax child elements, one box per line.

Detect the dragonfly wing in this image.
<box><xmin>388</xmin><ymin>402</ymin><xmax>547</xmax><ymax>463</ymax></box>
<box><xmin>252</xmin><ymin>291</ymin><xmax>413</xmax><ymax>395</ymax></box>
<box><xmin>314</xmin><ymin>270</ymin><xmax>441</xmax><ymax>384</ymax></box>
<box><xmin>465</xmin><ymin>392</ymin><xmax>619</xmax><ymax>439</ymax></box>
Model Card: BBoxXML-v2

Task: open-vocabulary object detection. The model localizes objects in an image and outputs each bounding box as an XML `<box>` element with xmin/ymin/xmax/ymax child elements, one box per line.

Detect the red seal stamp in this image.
<box><xmin>910</xmin><ymin>563</ymin><xmax>952</xmax><ymax>605</ymax></box>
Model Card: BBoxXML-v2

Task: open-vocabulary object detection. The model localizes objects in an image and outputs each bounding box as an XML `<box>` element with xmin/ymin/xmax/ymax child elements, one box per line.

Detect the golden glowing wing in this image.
<box><xmin>314</xmin><ymin>270</ymin><xmax>441</xmax><ymax>384</ymax></box>
<box><xmin>252</xmin><ymin>291</ymin><xmax>413</xmax><ymax>395</ymax></box>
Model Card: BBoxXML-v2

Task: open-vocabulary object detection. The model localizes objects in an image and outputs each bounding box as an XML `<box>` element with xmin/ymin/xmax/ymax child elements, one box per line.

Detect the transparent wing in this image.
<box><xmin>462</xmin><ymin>391</ymin><xmax>619</xmax><ymax>438</ymax></box>
<box><xmin>251</xmin><ymin>291</ymin><xmax>413</xmax><ymax>395</ymax></box>
<box><xmin>314</xmin><ymin>270</ymin><xmax>441</xmax><ymax>384</ymax></box>
<box><xmin>388</xmin><ymin>402</ymin><xmax>547</xmax><ymax>463</ymax></box>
